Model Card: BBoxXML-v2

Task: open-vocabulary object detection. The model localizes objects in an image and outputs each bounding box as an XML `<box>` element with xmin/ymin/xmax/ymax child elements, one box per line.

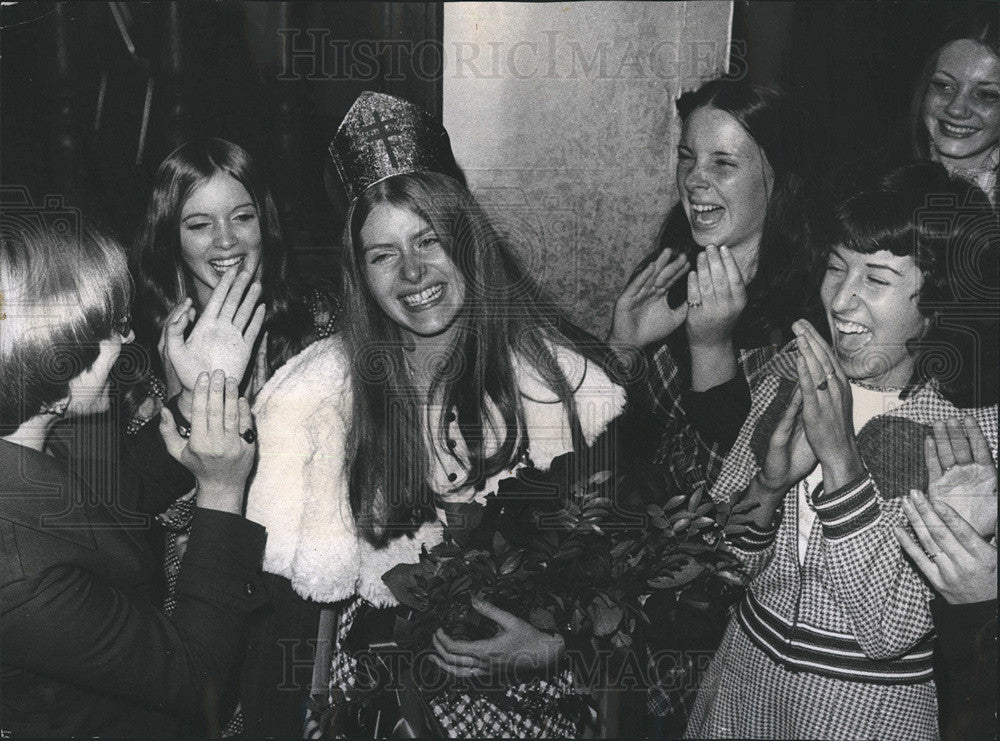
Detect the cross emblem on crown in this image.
<box><xmin>358</xmin><ymin>110</ymin><xmax>403</xmax><ymax>169</ymax></box>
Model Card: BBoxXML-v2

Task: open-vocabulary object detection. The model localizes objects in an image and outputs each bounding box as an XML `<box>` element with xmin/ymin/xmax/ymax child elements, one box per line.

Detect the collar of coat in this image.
<box><xmin>245</xmin><ymin>335</ymin><xmax>626</xmax><ymax>606</ymax></box>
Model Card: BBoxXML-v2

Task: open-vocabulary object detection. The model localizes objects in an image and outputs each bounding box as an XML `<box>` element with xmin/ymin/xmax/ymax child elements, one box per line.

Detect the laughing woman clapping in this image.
<box><xmin>685</xmin><ymin>162</ymin><xmax>998</xmax><ymax>740</ymax></box>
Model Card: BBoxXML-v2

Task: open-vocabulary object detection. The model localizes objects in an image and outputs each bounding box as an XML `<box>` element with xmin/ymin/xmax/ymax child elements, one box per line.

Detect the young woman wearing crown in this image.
<box><xmin>240</xmin><ymin>92</ymin><xmax>626</xmax><ymax>738</ymax></box>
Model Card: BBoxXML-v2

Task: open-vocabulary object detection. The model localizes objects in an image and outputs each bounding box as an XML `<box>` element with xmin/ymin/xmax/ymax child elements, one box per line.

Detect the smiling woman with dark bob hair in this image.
<box><xmin>684</xmin><ymin>161</ymin><xmax>998</xmax><ymax>740</ymax></box>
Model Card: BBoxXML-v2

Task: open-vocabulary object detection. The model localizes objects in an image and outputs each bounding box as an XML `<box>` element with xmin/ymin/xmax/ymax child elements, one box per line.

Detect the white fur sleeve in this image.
<box><xmin>245</xmin><ymin>337</ymin><xmax>359</xmax><ymax>599</ymax></box>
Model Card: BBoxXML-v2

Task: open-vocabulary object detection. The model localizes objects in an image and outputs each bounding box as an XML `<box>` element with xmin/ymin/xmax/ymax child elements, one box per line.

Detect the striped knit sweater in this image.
<box><xmin>712</xmin><ymin>342</ymin><xmax>998</xmax><ymax>685</ymax></box>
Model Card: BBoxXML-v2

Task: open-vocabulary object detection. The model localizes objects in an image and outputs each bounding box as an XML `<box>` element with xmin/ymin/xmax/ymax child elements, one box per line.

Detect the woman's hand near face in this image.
<box><xmin>162</xmin><ymin>259</ymin><xmax>266</xmax><ymax>406</ymax></box>
<box><xmin>608</xmin><ymin>247</ymin><xmax>690</xmax><ymax>356</ymax></box>
<box><xmin>741</xmin><ymin>387</ymin><xmax>818</xmax><ymax>528</ymax></box>
<box><xmin>158</xmin><ymin>298</ymin><xmax>192</xmax><ymax>399</ymax></box>
<box><xmin>686</xmin><ymin>245</ymin><xmax>746</xmax><ymax>391</ymax></box>
<box><xmin>896</xmin><ymin>491</ymin><xmax>998</xmax><ymax>604</ymax></box>
<box><xmin>160</xmin><ymin>370</ymin><xmax>256</xmax><ymax>514</ymax></box>
<box><xmin>925</xmin><ymin>416</ymin><xmax>998</xmax><ymax>538</ymax></box>
<box><xmin>685</xmin><ymin>245</ymin><xmax>747</xmax><ymax>349</ymax></box>
<box><xmin>430</xmin><ymin>597</ymin><xmax>565</xmax><ymax>681</ymax></box>
<box><xmin>793</xmin><ymin>319</ymin><xmax>864</xmax><ymax>491</ymax></box>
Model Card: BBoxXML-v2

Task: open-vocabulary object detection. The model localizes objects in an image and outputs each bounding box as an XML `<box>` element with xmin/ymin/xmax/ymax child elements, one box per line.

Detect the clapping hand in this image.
<box><xmin>757</xmin><ymin>387</ymin><xmax>818</xmax><ymax>495</ymax></box>
<box><xmin>924</xmin><ymin>416</ymin><xmax>998</xmax><ymax>538</ymax></box>
<box><xmin>685</xmin><ymin>244</ymin><xmax>747</xmax><ymax>349</ymax></box>
<box><xmin>793</xmin><ymin>319</ymin><xmax>864</xmax><ymax>491</ymax></box>
<box><xmin>608</xmin><ymin>247</ymin><xmax>690</xmax><ymax>351</ymax></box>
<box><xmin>430</xmin><ymin>596</ymin><xmax>565</xmax><ymax>681</ymax></box>
<box><xmin>160</xmin><ymin>258</ymin><xmax>266</xmax><ymax>397</ymax></box>
<box><xmin>896</xmin><ymin>491</ymin><xmax>997</xmax><ymax>604</ymax></box>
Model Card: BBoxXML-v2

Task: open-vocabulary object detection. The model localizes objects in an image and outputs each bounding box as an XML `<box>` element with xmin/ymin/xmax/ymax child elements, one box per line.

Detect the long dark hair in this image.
<box><xmin>655</xmin><ymin>79</ymin><xmax>815</xmax><ymax>346</ymax></box>
<box><xmin>828</xmin><ymin>161</ymin><xmax>998</xmax><ymax>407</ymax></box>
<box><xmin>910</xmin><ymin>9</ymin><xmax>1000</xmax><ymax>163</ymax></box>
<box><xmin>131</xmin><ymin>138</ymin><xmax>307</xmax><ymax>384</ymax></box>
<box><xmin>342</xmin><ymin>171</ymin><xmax>612</xmax><ymax>546</ymax></box>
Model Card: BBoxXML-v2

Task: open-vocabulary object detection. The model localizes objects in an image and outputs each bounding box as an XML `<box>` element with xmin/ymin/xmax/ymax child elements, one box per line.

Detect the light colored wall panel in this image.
<box><xmin>443</xmin><ymin>2</ymin><xmax>732</xmax><ymax>336</ymax></box>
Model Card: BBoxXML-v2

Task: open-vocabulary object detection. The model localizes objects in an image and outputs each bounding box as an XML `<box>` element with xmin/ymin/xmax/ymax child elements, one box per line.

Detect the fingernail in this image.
<box><xmin>720</xmin><ymin>245</ymin><xmax>729</xmax><ymax>252</ymax></box>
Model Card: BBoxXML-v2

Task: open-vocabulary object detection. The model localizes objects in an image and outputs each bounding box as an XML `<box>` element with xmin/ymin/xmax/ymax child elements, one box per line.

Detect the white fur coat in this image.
<box><xmin>245</xmin><ymin>335</ymin><xmax>626</xmax><ymax>607</ymax></box>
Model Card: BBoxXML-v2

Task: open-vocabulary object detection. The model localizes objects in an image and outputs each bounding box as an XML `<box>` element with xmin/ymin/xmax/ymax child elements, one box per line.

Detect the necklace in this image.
<box><xmin>850</xmin><ymin>378</ymin><xmax>906</xmax><ymax>394</ymax></box>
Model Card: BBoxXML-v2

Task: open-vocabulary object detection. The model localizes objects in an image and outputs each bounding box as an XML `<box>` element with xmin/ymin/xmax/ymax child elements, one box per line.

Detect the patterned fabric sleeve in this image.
<box><xmin>706</xmin><ymin>347</ymin><xmax>791</xmax><ymax>580</ymax></box>
<box><xmin>814</xmin><ymin>471</ymin><xmax>934</xmax><ymax>659</ymax></box>
<box><xmin>644</xmin><ymin>343</ymin><xmax>726</xmax><ymax>495</ymax></box>
<box><xmin>726</xmin><ymin>499</ymin><xmax>783</xmax><ymax>580</ymax></box>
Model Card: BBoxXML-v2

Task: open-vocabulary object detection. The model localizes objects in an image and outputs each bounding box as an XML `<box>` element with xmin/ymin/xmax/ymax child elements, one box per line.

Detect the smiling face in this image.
<box><xmin>821</xmin><ymin>247</ymin><xmax>929</xmax><ymax>388</ymax></box>
<box><xmin>179</xmin><ymin>173</ymin><xmax>262</xmax><ymax>308</ymax></box>
<box><xmin>359</xmin><ymin>203</ymin><xmax>466</xmax><ymax>347</ymax></box>
<box><xmin>922</xmin><ymin>39</ymin><xmax>1000</xmax><ymax>170</ymax></box>
<box><xmin>677</xmin><ymin>106</ymin><xmax>774</xmax><ymax>257</ymax></box>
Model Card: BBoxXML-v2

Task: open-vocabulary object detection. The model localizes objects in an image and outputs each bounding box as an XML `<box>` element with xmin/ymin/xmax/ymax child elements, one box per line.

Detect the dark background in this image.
<box><xmin>0</xmin><ymin>1</ymin><xmax>994</xmax><ymax>280</ymax></box>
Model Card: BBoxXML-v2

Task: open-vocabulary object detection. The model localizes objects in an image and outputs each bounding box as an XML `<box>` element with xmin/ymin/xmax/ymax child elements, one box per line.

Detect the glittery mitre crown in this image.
<box><xmin>328</xmin><ymin>91</ymin><xmax>457</xmax><ymax>203</ymax></box>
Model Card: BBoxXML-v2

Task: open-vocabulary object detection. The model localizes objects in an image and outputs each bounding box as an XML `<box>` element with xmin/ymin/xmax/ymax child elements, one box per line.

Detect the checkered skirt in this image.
<box><xmin>326</xmin><ymin>597</ymin><xmax>586</xmax><ymax>739</ymax></box>
<box><xmin>685</xmin><ymin>620</ymin><xmax>938</xmax><ymax>740</ymax></box>
<box><xmin>684</xmin><ymin>342</ymin><xmax>997</xmax><ymax>740</ymax></box>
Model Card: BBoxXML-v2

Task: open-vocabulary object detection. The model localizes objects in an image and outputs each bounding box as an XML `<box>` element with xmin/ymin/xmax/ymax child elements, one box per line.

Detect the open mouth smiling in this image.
<box><xmin>208</xmin><ymin>255</ymin><xmax>246</xmax><ymax>275</ymax></box>
<box><xmin>833</xmin><ymin>318</ymin><xmax>872</xmax><ymax>353</ymax></box>
<box><xmin>937</xmin><ymin>120</ymin><xmax>981</xmax><ymax>138</ymax></box>
<box><xmin>400</xmin><ymin>283</ymin><xmax>445</xmax><ymax>310</ymax></box>
<box><xmin>689</xmin><ymin>201</ymin><xmax>724</xmax><ymax>226</ymax></box>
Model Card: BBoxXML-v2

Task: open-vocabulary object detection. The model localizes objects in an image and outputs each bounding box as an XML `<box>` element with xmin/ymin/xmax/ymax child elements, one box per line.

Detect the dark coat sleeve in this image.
<box><xmin>930</xmin><ymin>597</ymin><xmax>998</xmax><ymax>741</ymax></box>
<box><xmin>1</xmin><ymin>507</ymin><xmax>267</xmax><ymax>721</ymax></box>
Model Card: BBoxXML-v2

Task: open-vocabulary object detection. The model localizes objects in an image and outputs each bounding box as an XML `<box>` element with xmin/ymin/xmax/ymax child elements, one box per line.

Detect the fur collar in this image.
<box><xmin>245</xmin><ymin>336</ymin><xmax>625</xmax><ymax>606</ymax></box>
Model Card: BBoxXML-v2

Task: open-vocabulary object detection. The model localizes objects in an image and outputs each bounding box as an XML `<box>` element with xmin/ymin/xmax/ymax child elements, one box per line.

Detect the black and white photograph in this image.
<box><xmin>1</xmin><ymin>1</ymin><xmax>997</xmax><ymax>738</ymax></box>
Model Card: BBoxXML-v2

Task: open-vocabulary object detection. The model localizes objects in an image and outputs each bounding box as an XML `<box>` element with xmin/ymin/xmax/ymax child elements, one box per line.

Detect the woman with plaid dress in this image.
<box><xmin>685</xmin><ymin>162</ymin><xmax>998</xmax><ymax>739</ymax></box>
<box><xmin>608</xmin><ymin>78</ymin><xmax>818</xmax><ymax>734</ymax></box>
<box><xmin>609</xmin><ymin>80</ymin><xmax>816</xmax><ymax>498</ymax></box>
<box><xmin>243</xmin><ymin>92</ymin><xmax>626</xmax><ymax>738</ymax></box>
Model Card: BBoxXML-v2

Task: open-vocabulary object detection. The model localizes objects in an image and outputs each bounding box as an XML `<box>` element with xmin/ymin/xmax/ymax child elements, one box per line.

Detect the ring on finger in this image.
<box><xmin>687</xmin><ymin>300</ymin><xmax>702</xmax><ymax>308</ymax></box>
<box><xmin>815</xmin><ymin>371</ymin><xmax>835</xmax><ymax>391</ymax></box>
<box><xmin>240</xmin><ymin>428</ymin><xmax>257</xmax><ymax>444</ymax></box>
<box><xmin>927</xmin><ymin>551</ymin><xmax>941</xmax><ymax>560</ymax></box>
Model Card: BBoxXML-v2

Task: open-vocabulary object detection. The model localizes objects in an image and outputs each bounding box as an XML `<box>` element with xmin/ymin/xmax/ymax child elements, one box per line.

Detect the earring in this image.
<box><xmin>40</xmin><ymin>400</ymin><xmax>68</xmax><ymax>417</ymax></box>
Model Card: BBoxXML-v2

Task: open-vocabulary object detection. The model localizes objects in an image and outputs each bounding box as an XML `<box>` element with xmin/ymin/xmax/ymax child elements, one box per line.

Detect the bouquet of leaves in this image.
<box><xmin>382</xmin><ymin>448</ymin><xmax>755</xmax><ymax>658</ymax></box>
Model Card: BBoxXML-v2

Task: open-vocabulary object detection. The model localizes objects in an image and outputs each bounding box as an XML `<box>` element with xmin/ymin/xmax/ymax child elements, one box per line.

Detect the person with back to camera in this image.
<box><xmin>684</xmin><ymin>161</ymin><xmax>997</xmax><ymax>740</ymax></box>
<box><xmin>0</xmin><ymin>217</ymin><xmax>267</xmax><ymax>737</ymax></box>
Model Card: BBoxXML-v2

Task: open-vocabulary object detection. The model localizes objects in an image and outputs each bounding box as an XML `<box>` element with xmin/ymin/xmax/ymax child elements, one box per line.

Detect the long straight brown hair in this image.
<box><xmin>341</xmin><ymin>172</ymin><xmax>612</xmax><ymax>546</ymax></box>
<box><xmin>131</xmin><ymin>138</ymin><xmax>301</xmax><ymax>384</ymax></box>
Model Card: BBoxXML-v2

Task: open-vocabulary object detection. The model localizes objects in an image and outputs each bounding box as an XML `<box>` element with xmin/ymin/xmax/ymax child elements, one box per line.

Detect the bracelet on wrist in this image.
<box><xmin>165</xmin><ymin>393</ymin><xmax>192</xmax><ymax>439</ymax></box>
